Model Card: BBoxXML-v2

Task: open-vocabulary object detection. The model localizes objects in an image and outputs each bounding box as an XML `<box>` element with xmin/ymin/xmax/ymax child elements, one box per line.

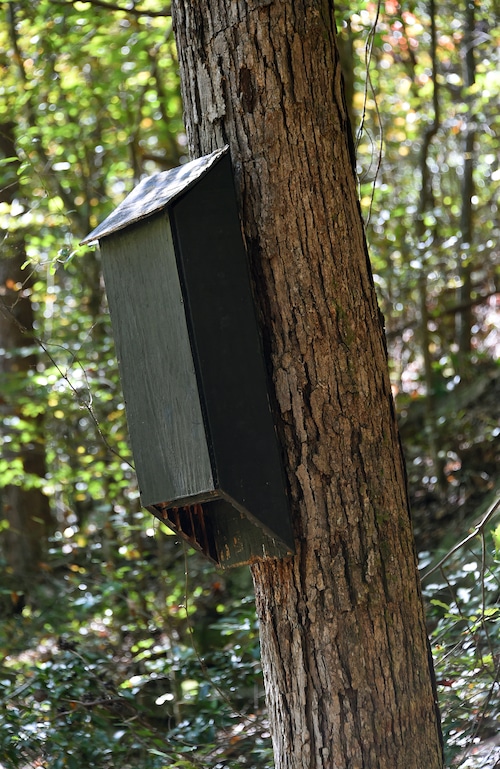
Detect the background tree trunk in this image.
<box><xmin>0</xmin><ymin>122</ymin><xmax>52</xmax><ymax>590</ymax></box>
<box><xmin>171</xmin><ymin>3</ymin><xmax>443</xmax><ymax>767</ymax></box>
<box><xmin>457</xmin><ymin>0</ymin><xmax>476</xmax><ymax>375</ymax></box>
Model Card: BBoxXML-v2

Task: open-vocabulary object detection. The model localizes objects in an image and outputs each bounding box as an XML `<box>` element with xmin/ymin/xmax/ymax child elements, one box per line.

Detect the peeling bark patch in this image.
<box><xmin>196</xmin><ymin>60</ymin><xmax>226</xmax><ymax>124</ymax></box>
<box><xmin>248</xmin><ymin>0</ymin><xmax>273</xmax><ymax>8</ymax></box>
<box><xmin>239</xmin><ymin>65</ymin><xmax>255</xmax><ymax>112</ymax></box>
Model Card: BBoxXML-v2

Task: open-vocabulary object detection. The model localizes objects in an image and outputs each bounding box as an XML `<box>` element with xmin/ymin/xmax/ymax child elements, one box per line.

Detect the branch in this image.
<box><xmin>49</xmin><ymin>0</ymin><xmax>171</xmax><ymax>17</ymax></box>
<box><xmin>418</xmin><ymin>0</ymin><xmax>440</xmax><ymax>217</ymax></box>
<box><xmin>385</xmin><ymin>287</ymin><xmax>500</xmax><ymax>341</ymax></box>
<box><xmin>421</xmin><ymin>490</ymin><xmax>500</xmax><ymax>582</ymax></box>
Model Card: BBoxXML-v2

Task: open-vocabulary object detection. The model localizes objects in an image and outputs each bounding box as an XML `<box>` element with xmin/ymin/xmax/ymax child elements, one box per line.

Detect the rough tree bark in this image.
<box><xmin>171</xmin><ymin>3</ymin><xmax>444</xmax><ymax>767</ymax></box>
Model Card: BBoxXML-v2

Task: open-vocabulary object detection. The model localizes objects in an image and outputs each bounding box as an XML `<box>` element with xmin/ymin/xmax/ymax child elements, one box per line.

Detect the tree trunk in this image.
<box><xmin>457</xmin><ymin>0</ymin><xmax>476</xmax><ymax>375</ymax></box>
<box><xmin>0</xmin><ymin>122</ymin><xmax>52</xmax><ymax>588</ymax></box>
<box><xmin>171</xmin><ymin>3</ymin><xmax>443</xmax><ymax>767</ymax></box>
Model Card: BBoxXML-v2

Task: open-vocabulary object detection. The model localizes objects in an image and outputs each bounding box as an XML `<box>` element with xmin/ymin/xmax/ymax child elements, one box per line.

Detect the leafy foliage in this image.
<box><xmin>342</xmin><ymin>0</ymin><xmax>500</xmax><ymax>393</ymax></box>
<box><xmin>421</xmin><ymin>500</ymin><xmax>500</xmax><ymax>767</ymax></box>
<box><xmin>0</xmin><ymin>0</ymin><xmax>499</xmax><ymax>767</ymax></box>
<box><xmin>0</xmin><ymin>530</ymin><xmax>272</xmax><ymax>768</ymax></box>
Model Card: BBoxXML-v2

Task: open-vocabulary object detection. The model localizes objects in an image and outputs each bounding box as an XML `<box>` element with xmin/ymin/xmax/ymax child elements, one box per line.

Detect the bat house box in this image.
<box><xmin>81</xmin><ymin>146</ymin><xmax>294</xmax><ymax>567</ymax></box>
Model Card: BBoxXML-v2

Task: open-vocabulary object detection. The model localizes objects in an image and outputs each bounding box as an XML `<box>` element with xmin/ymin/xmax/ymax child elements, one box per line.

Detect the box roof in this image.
<box><xmin>81</xmin><ymin>145</ymin><xmax>229</xmax><ymax>245</ymax></box>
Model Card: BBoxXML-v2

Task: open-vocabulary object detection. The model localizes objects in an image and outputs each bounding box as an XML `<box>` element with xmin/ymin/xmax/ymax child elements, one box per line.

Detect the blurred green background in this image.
<box><xmin>1</xmin><ymin>1</ymin><xmax>499</xmax><ymax>766</ymax></box>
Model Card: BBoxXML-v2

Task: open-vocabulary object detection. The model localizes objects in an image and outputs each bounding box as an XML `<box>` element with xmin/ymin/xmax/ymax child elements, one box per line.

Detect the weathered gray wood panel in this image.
<box><xmin>100</xmin><ymin>214</ymin><xmax>214</xmax><ymax>507</ymax></box>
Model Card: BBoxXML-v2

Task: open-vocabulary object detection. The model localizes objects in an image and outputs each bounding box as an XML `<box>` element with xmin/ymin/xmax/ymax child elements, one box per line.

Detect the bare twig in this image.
<box><xmin>355</xmin><ymin>0</ymin><xmax>384</xmax><ymax>227</ymax></box>
<box><xmin>0</xmin><ymin>296</ymin><xmax>135</xmax><ymax>472</ymax></box>
<box><xmin>421</xmin><ymin>493</ymin><xmax>500</xmax><ymax>582</ymax></box>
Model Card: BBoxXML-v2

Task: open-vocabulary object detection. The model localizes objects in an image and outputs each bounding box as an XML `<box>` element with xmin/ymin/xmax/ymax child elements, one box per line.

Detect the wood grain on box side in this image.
<box><xmin>100</xmin><ymin>214</ymin><xmax>214</xmax><ymax>506</ymax></box>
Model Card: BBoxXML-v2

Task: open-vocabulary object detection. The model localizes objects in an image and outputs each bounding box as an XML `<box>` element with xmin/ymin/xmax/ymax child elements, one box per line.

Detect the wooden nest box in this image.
<box><xmin>82</xmin><ymin>146</ymin><xmax>294</xmax><ymax>567</ymax></box>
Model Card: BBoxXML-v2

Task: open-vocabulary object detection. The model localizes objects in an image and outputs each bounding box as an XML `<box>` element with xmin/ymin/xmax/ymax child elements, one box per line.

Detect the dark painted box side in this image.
<box><xmin>170</xmin><ymin>153</ymin><xmax>294</xmax><ymax>552</ymax></box>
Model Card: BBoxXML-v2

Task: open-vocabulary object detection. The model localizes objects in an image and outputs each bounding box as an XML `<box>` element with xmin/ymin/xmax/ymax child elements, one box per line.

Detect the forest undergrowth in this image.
<box><xmin>1</xmin><ymin>364</ymin><xmax>499</xmax><ymax>769</ymax></box>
